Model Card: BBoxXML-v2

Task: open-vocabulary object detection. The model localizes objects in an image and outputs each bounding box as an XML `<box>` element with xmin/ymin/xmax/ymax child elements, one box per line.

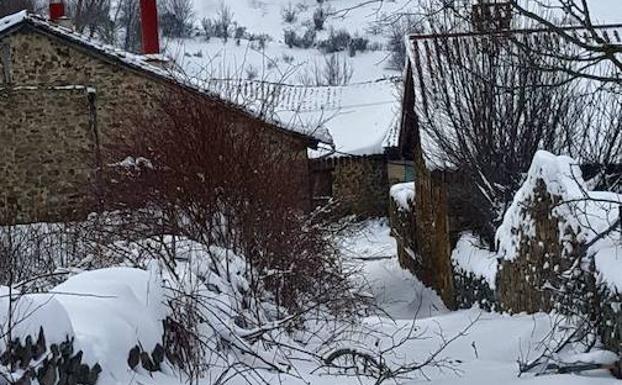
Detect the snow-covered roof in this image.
<box><xmin>0</xmin><ymin>11</ymin><xmax>331</xmax><ymax>145</ymax></box>
<box><xmin>202</xmin><ymin>77</ymin><xmax>402</xmax><ymax>158</ymax></box>
<box><xmin>405</xmin><ymin>23</ymin><xmax>622</xmax><ymax>170</ymax></box>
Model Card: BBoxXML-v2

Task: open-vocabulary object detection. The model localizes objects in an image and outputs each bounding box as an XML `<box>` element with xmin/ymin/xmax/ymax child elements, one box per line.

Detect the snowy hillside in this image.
<box><xmin>161</xmin><ymin>0</ymin><xmax>622</xmax><ymax>85</ymax></box>
<box><xmin>163</xmin><ymin>0</ymin><xmax>413</xmax><ymax>84</ymax></box>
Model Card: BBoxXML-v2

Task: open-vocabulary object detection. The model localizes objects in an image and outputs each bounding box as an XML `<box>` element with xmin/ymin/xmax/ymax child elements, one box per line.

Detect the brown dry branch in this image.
<box><xmin>508</xmin><ymin>0</ymin><xmax>622</xmax><ymax>85</ymax></box>
<box><xmin>413</xmin><ymin>7</ymin><xmax>587</xmax><ymax>242</ymax></box>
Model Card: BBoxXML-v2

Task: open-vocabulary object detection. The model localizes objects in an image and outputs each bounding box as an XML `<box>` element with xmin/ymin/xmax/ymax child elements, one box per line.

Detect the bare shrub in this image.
<box><xmin>0</xmin><ymin>0</ymin><xmax>40</xmax><ymax>18</ymax></box>
<box><xmin>283</xmin><ymin>28</ymin><xmax>316</xmax><ymax>49</ymax></box>
<box><xmin>317</xmin><ymin>28</ymin><xmax>350</xmax><ymax>53</ymax></box>
<box><xmin>160</xmin><ymin>0</ymin><xmax>195</xmax><ymax>38</ymax></box>
<box><xmin>281</xmin><ymin>2</ymin><xmax>297</xmax><ymax>24</ymax></box>
<box><xmin>213</xmin><ymin>3</ymin><xmax>234</xmax><ymax>41</ymax></box>
<box><xmin>101</xmin><ymin>89</ymin><xmax>350</xmax><ymax>313</ymax></box>
<box><xmin>300</xmin><ymin>54</ymin><xmax>353</xmax><ymax>86</ymax></box>
<box><xmin>63</xmin><ymin>0</ymin><xmax>111</xmax><ymax>37</ymax></box>
<box><xmin>312</xmin><ymin>6</ymin><xmax>327</xmax><ymax>31</ymax></box>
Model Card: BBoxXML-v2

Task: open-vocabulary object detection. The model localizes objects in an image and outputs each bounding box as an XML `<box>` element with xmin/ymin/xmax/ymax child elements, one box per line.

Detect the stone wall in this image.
<box><xmin>495</xmin><ymin>179</ymin><xmax>587</xmax><ymax>314</ymax></box>
<box><xmin>311</xmin><ymin>155</ymin><xmax>389</xmax><ymax>217</ymax></box>
<box><xmin>0</xmin><ymin>28</ymin><xmax>311</xmax><ymax>222</ymax></box>
<box><xmin>0</xmin><ymin>87</ymin><xmax>95</xmax><ymax>222</ymax></box>
<box><xmin>600</xmin><ymin>289</ymin><xmax>622</xmax><ymax>354</ymax></box>
<box><xmin>389</xmin><ymin>185</ymin><xmax>418</xmax><ymax>274</ymax></box>
<box><xmin>412</xmin><ymin>154</ymin><xmax>455</xmax><ymax>308</ymax></box>
<box><xmin>453</xmin><ymin>270</ymin><xmax>498</xmax><ymax>312</ymax></box>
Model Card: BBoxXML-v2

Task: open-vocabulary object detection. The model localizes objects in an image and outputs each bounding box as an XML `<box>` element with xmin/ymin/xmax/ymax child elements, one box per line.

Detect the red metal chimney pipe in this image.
<box><xmin>140</xmin><ymin>0</ymin><xmax>160</xmax><ymax>55</ymax></box>
<box><xmin>49</xmin><ymin>0</ymin><xmax>65</xmax><ymax>22</ymax></box>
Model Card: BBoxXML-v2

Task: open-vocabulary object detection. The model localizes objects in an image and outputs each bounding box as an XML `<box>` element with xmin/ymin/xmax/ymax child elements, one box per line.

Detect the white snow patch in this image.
<box><xmin>50</xmin><ymin>265</ymin><xmax>167</xmax><ymax>381</ymax></box>
<box><xmin>390</xmin><ymin>182</ymin><xmax>415</xmax><ymax>211</ymax></box>
<box><xmin>452</xmin><ymin>233</ymin><xmax>499</xmax><ymax>289</ymax></box>
<box><xmin>0</xmin><ymin>287</ymin><xmax>74</xmax><ymax>349</ymax></box>
<box><xmin>0</xmin><ymin>266</ymin><xmax>167</xmax><ymax>385</ymax></box>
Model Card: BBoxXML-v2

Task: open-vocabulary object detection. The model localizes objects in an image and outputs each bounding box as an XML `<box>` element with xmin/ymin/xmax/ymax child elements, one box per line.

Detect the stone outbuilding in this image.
<box><xmin>203</xmin><ymin>77</ymin><xmax>414</xmax><ymax>218</ymax></box>
<box><xmin>0</xmin><ymin>11</ymin><xmax>329</xmax><ymax>223</ymax></box>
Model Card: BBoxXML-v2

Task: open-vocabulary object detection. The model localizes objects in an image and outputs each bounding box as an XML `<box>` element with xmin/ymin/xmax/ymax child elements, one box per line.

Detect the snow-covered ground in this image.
<box><xmin>164</xmin><ymin>0</ymin><xmax>622</xmax><ymax>84</ymax></box>
<box><xmin>163</xmin><ymin>0</ymin><xmax>410</xmax><ymax>83</ymax></box>
<box><xmin>1</xmin><ymin>219</ymin><xmax>619</xmax><ymax>385</ymax></box>
<box><xmin>334</xmin><ymin>220</ymin><xmax>617</xmax><ymax>385</ymax></box>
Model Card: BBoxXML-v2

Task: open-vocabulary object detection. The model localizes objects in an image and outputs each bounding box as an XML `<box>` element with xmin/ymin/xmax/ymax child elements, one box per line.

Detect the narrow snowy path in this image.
<box><xmin>338</xmin><ymin>220</ymin><xmax>618</xmax><ymax>385</ymax></box>
<box><xmin>338</xmin><ymin>219</ymin><xmax>447</xmax><ymax>319</ymax></box>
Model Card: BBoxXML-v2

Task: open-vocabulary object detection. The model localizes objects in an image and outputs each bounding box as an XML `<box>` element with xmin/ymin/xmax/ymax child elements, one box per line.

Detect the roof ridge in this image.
<box><xmin>0</xmin><ymin>11</ymin><xmax>333</xmax><ymax>145</ymax></box>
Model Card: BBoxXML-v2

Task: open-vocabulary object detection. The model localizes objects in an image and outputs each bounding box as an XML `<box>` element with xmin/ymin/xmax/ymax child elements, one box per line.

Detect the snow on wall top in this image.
<box><xmin>496</xmin><ymin>151</ymin><xmax>588</xmax><ymax>262</ymax></box>
<box><xmin>390</xmin><ymin>182</ymin><xmax>415</xmax><ymax>211</ymax></box>
<box><xmin>452</xmin><ymin>232</ymin><xmax>498</xmax><ymax>289</ymax></box>
<box><xmin>495</xmin><ymin>151</ymin><xmax>622</xmax><ymax>290</ymax></box>
<box><xmin>0</xmin><ymin>11</ymin><xmax>331</xmax><ymax>145</ymax></box>
<box><xmin>201</xmin><ymin>77</ymin><xmax>401</xmax><ymax>157</ymax></box>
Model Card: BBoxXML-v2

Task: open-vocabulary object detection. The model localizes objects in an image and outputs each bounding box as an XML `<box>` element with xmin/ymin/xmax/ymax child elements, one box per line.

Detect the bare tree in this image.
<box><xmin>68</xmin><ymin>0</ymin><xmax>112</xmax><ymax>36</ymax></box>
<box><xmin>410</xmin><ymin>5</ymin><xmax>592</xmax><ymax>242</ymax></box>
<box><xmin>160</xmin><ymin>0</ymin><xmax>195</xmax><ymax>38</ymax></box>
<box><xmin>0</xmin><ymin>0</ymin><xmax>42</xmax><ymax>18</ymax></box>
<box><xmin>508</xmin><ymin>0</ymin><xmax>622</xmax><ymax>84</ymax></box>
<box><xmin>299</xmin><ymin>54</ymin><xmax>353</xmax><ymax>86</ymax></box>
<box><xmin>117</xmin><ymin>0</ymin><xmax>141</xmax><ymax>52</ymax></box>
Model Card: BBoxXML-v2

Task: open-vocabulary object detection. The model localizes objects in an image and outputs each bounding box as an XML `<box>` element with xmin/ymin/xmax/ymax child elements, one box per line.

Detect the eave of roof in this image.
<box><xmin>201</xmin><ymin>77</ymin><xmax>402</xmax><ymax>158</ymax></box>
<box><xmin>0</xmin><ymin>11</ymin><xmax>332</xmax><ymax>147</ymax></box>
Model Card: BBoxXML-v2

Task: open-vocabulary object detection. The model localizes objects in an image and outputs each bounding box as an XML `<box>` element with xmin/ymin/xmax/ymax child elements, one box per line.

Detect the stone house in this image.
<box><xmin>205</xmin><ymin>77</ymin><xmax>414</xmax><ymax>217</ymax></box>
<box><xmin>0</xmin><ymin>11</ymin><xmax>328</xmax><ymax>223</ymax></box>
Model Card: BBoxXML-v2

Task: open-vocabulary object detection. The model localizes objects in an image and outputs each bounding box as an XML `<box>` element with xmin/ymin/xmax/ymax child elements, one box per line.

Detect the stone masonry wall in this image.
<box><xmin>412</xmin><ymin>155</ymin><xmax>455</xmax><ymax>308</ymax></box>
<box><xmin>0</xmin><ymin>28</ymin><xmax>311</xmax><ymax>222</ymax></box>
<box><xmin>389</xmin><ymin>188</ymin><xmax>418</xmax><ymax>275</ymax></box>
<box><xmin>311</xmin><ymin>156</ymin><xmax>389</xmax><ymax>217</ymax></box>
<box><xmin>496</xmin><ymin>179</ymin><xmax>586</xmax><ymax>314</ymax></box>
<box><xmin>333</xmin><ymin>156</ymin><xmax>388</xmax><ymax>217</ymax></box>
<box><xmin>0</xmin><ymin>87</ymin><xmax>95</xmax><ymax>222</ymax></box>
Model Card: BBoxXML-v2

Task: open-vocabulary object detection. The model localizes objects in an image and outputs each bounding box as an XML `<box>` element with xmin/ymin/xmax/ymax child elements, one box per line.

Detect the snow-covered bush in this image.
<box><xmin>283</xmin><ymin>28</ymin><xmax>316</xmax><ymax>49</ymax></box>
<box><xmin>0</xmin><ymin>266</ymin><xmax>166</xmax><ymax>385</ymax></box>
